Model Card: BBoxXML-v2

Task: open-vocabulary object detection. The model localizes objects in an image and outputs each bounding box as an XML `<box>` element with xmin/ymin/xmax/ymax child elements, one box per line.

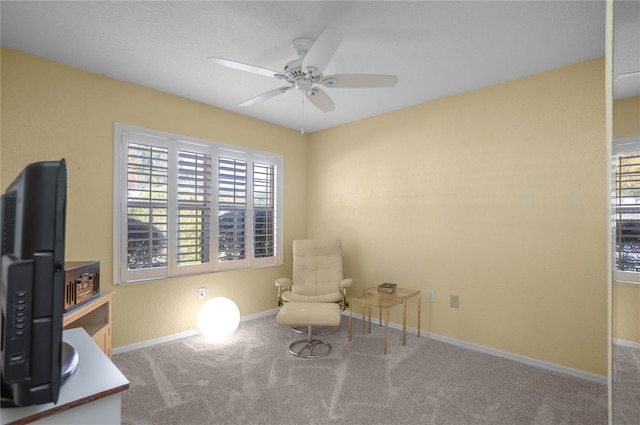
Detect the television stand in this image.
<box><xmin>63</xmin><ymin>290</ymin><xmax>112</xmax><ymax>357</ymax></box>
<box><xmin>1</xmin><ymin>328</ymin><xmax>129</xmax><ymax>425</ymax></box>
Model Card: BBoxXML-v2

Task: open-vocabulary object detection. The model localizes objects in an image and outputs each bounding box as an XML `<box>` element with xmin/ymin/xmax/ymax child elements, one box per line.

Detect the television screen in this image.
<box><xmin>1</xmin><ymin>159</ymin><xmax>77</xmax><ymax>407</ymax></box>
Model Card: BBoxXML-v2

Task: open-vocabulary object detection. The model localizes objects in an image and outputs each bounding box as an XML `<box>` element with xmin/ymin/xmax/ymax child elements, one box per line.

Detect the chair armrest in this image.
<box><xmin>275</xmin><ymin>278</ymin><xmax>292</xmax><ymax>288</ymax></box>
<box><xmin>275</xmin><ymin>278</ymin><xmax>292</xmax><ymax>307</ymax></box>
<box><xmin>340</xmin><ymin>279</ymin><xmax>353</xmax><ymax>289</ymax></box>
<box><xmin>339</xmin><ymin>279</ymin><xmax>353</xmax><ymax>310</ymax></box>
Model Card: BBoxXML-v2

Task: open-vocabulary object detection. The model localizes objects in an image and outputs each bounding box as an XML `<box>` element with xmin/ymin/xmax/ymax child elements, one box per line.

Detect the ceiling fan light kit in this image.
<box><xmin>209</xmin><ymin>27</ymin><xmax>399</xmax><ymax>115</ymax></box>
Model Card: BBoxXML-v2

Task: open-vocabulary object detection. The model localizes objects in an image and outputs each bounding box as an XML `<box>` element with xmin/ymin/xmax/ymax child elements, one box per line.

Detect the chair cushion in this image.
<box><xmin>291</xmin><ymin>239</ymin><xmax>344</xmax><ymax>297</ymax></box>
<box><xmin>276</xmin><ymin>302</ymin><xmax>341</xmax><ymax>327</ymax></box>
<box><xmin>281</xmin><ymin>291</ymin><xmax>342</xmax><ymax>304</ymax></box>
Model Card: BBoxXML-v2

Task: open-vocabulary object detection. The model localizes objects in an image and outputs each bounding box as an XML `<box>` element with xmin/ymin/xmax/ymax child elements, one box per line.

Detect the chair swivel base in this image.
<box><xmin>289</xmin><ymin>327</ymin><xmax>332</xmax><ymax>358</ymax></box>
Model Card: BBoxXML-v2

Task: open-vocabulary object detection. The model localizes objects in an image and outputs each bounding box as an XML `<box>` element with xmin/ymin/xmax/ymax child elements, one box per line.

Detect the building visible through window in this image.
<box><xmin>613</xmin><ymin>136</ymin><xmax>640</xmax><ymax>284</ymax></box>
<box><xmin>113</xmin><ymin>124</ymin><xmax>283</xmax><ymax>284</ymax></box>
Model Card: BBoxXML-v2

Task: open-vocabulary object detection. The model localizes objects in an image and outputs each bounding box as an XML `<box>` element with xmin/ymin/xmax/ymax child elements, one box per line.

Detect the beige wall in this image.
<box><xmin>613</xmin><ymin>96</ymin><xmax>640</xmax><ymax>138</ymax></box>
<box><xmin>307</xmin><ymin>58</ymin><xmax>608</xmax><ymax>375</ymax></box>
<box><xmin>0</xmin><ymin>47</ymin><xmax>308</xmax><ymax>347</ymax></box>
<box><xmin>1</xmin><ymin>47</ymin><xmax>609</xmax><ymax>376</ymax></box>
<box><xmin>613</xmin><ymin>95</ymin><xmax>640</xmax><ymax>344</ymax></box>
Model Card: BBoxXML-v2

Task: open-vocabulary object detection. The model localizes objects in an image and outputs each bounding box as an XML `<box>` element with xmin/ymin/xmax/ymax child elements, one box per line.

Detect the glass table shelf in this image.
<box><xmin>348</xmin><ymin>286</ymin><xmax>421</xmax><ymax>354</ymax></box>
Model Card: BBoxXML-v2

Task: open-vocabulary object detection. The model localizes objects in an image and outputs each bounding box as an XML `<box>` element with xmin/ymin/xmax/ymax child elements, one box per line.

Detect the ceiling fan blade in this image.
<box><xmin>302</xmin><ymin>27</ymin><xmax>343</xmax><ymax>76</ymax></box>
<box><xmin>322</xmin><ymin>74</ymin><xmax>399</xmax><ymax>88</ymax></box>
<box><xmin>209</xmin><ymin>57</ymin><xmax>280</xmax><ymax>78</ymax></box>
<box><xmin>305</xmin><ymin>88</ymin><xmax>335</xmax><ymax>112</ymax></box>
<box><xmin>239</xmin><ymin>86</ymin><xmax>293</xmax><ymax>107</ymax></box>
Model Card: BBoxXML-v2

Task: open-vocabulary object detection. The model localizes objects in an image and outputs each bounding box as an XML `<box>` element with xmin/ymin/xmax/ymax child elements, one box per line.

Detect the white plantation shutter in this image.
<box><xmin>253</xmin><ymin>162</ymin><xmax>276</xmax><ymax>258</ymax></box>
<box><xmin>613</xmin><ymin>137</ymin><xmax>640</xmax><ymax>284</ymax></box>
<box><xmin>177</xmin><ymin>150</ymin><xmax>212</xmax><ymax>266</ymax></box>
<box><xmin>126</xmin><ymin>142</ymin><xmax>169</xmax><ymax>280</ymax></box>
<box><xmin>218</xmin><ymin>157</ymin><xmax>247</xmax><ymax>262</ymax></box>
<box><xmin>114</xmin><ymin>124</ymin><xmax>282</xmax><ymax>284</ymax></box>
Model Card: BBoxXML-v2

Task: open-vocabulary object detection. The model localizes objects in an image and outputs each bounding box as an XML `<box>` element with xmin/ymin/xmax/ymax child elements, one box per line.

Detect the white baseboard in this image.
<box><xmin>112</xmin><ymin>308</ymin><xmax>281</xmax><ymax>355</ymax></box>
<box><xmin>242</xmin><ymin>307</ymin><xmax>280</xmax><ymax>321</ymax></box>
<box><xmin>112</xmin><ymin>330</ymin><xmax>200</xmax><ymax>355</ymax></box>
<box><xmin>114</xmin><ymin>308</ymin><xmax>607</xmax><ymax>384</ymax></box>
<box><xmin>343</xmin><ymin>311</ymin><xmax>607</xmax><ymax>384</ymax></box>
<box><xmin>613</xmin><ymin>338</ymin><xmax>640</xmax><ymax>349</ymax></box>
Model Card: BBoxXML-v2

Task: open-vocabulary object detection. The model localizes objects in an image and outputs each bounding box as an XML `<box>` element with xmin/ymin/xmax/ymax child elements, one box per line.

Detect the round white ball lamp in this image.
<box><xmin>197</xmin><ymin>297</ymin><xmax>240</xmax><ymax>340</ymax></box>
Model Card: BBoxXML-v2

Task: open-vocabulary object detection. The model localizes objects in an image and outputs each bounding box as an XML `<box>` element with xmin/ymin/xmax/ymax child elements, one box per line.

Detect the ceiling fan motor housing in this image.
<box><xmin>284</xmin><ymin>38</ymin><xmax>317</xmax><ymax>82</ymax></box>
<box><xmin>283</xmin><ymin>58</ymin><xmax>305</xmax><ymax>80</ymax></box>
<box><xmin>210</xmin><ymin>28</ymin><xmax>397</xmax><ymax>113</ymax></box>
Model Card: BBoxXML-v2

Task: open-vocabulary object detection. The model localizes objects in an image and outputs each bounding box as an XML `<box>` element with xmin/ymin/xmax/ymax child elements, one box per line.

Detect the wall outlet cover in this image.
<box><xmin>450</xmin><ymin>295</ymin><xmax>459</xmax><ymax>308</ymax></box>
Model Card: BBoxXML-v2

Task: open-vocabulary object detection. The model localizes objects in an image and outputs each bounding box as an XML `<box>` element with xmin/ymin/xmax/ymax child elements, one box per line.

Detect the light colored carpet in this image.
<box><xmin>613</xmin><ymin>343</ymin><xmax>640</xmax><ymax>424</ymax></box>
<box><xmin>112</xmin><ymin>314</ymin><xmax>607</xmax><ymax>424</ymax></box>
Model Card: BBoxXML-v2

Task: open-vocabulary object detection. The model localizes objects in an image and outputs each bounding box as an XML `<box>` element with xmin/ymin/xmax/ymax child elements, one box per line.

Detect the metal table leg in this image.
<box><xmin>383</xmin><ymin>306</ymin><xmax>389</xmax><ymax>354</ymax></box>
<box><xmin>402</xmin><ymin>298</ymin><xmax>407</xmax><ymax>345</ymax></box>
<box><xmin>348</xmin><ymin>299</ymin><xmax>353</xmax><ymax>342</ymax></box>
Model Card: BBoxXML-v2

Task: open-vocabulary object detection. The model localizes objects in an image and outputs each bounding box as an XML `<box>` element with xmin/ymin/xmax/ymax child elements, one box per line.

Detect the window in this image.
<box><xmin>113</xmin><ymin>123</ymin><xmax>283</xmax><ymax>284</ymax></box>
<box><xmin>613</xmin><ymin>136</ymin><xmax>640</xmax><ymax>285</ymax></box>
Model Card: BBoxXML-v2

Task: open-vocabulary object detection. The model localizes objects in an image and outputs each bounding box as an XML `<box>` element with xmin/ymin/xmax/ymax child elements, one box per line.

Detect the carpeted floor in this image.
<box><xmin>613</xmin><ymin>343</ymin><xmax>640</xmax><ymax>424</ymax></box>
<box><xmin>112</xmin><ymin>314</ymin><xmax>607</xmax><ymax>425</ymax></box>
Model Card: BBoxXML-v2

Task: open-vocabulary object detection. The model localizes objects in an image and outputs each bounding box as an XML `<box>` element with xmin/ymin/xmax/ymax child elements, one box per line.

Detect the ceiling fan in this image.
<box><xmin>209</xmin><ymin>27</ymin><xmax>398</xmax><ymax>113</ymax></box>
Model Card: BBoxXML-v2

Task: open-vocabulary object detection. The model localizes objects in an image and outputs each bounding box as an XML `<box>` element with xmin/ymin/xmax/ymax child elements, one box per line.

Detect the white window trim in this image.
<box><xmin>613</xmin><ymin>135</ymin><xmax>640</xmax><ymax>285</ymax></box>
<box><xmin>113</xmin><ymin>123</ymin><xmax>283</xmax><ymax>284</ymax></box>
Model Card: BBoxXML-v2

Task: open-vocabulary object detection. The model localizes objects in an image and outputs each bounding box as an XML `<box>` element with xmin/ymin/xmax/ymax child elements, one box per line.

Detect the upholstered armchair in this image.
<box><xmin>276</xmin><ymin>238</ymin><xmax>352</xmax><ymax>310</ymax></box>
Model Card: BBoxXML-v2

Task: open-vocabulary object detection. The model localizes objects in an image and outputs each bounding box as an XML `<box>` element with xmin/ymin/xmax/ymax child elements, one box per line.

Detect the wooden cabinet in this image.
<box><xmin>63</xmin><ymin>291</ymin><xmax>113</xmax><ymax>358</ymax></box>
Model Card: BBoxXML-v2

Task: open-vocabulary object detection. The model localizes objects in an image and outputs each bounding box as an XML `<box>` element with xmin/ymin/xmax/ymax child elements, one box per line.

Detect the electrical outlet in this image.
<box><xmin>198</xmin><ymin>287</ymin><xmax>206</xmax><ymax>299</ymax></box>
<box><xmin>450</xmin><ymin>295</ymin><xmax>459</xmax><ymax>308</ymax></box>
<box><xmin>428</xmin><ymin>290</ymin><xmax>434</xmax><ymax>302</ymax></box>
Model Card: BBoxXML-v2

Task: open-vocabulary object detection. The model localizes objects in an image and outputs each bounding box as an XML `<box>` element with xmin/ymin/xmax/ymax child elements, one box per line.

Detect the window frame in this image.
<box><xmin>113</xmin><ymin>123</ymin><xmax>283</xmax><ymax>284</ymax></box>
<box><xmin>612</xmin><ymin>135</ymin><xmax>640</xmax><ymax>285</ymax></box>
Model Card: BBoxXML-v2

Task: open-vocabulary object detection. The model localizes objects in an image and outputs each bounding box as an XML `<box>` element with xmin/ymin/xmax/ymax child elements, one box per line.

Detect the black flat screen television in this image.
<box><xmin>1</xmin><ymin>159</ymin><xmax>78</xmax><ymax>407</ymax></box>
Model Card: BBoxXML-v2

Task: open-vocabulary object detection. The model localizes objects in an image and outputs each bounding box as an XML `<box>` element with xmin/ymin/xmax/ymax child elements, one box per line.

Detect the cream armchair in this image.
<box><xmin>276</xmin><ymin>239</ymin><xmax>352</xmax><ymax>310</ymax></box>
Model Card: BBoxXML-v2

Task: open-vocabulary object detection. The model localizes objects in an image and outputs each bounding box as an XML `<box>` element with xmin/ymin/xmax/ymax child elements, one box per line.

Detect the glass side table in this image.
<box><xmin>348</xmin><ymin>286</ymin><xmax>421</xmax><ymax>354</ymax></box>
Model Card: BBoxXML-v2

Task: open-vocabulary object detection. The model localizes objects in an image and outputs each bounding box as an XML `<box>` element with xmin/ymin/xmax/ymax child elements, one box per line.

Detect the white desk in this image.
<box><xmin>1</xmin><ymin>328</ymin><xmax>129</xmax><ymax>425</ymax></box>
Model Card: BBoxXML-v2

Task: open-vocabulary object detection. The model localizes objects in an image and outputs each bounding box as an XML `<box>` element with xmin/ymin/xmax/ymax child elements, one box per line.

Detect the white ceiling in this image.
<box><xmin>613</xmin><ymin>0</ymin><xmax>640</xmax><ymax>100</ymax></box>
<box><xmin>0</xmin><ymin>1</ymin><xmax>623</xmax><ymax>133</ymax></box>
